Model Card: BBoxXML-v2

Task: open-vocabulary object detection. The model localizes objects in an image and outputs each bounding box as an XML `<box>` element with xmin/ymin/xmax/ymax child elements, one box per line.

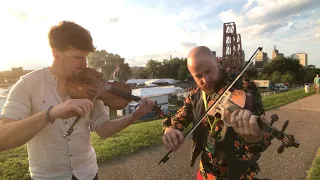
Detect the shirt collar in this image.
<box><xmin>44</xmin><ymin>67</ymin><xmax>58</xmax><ymax>84</ymax></box>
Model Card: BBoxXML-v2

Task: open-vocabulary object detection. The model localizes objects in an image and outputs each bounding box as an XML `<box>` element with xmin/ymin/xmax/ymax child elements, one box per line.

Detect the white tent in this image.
<box><xmin>117</xmin><ymin>86</ymin><xmax>184</xmax><ymax>119</ymax></box>
<box><xmin>132</xmin><ymin>86</ymin><xmax>181</xmax><ymax>96</ymax></box>
<box><xmin>126</xmin><ymin>79</ymin><xmax>150</xmax><ymax>84</ymax></box>
<box><xmin>144</xmin><ymin>79</ymin><xmax>175</xmax><ymax>85</ymax></box>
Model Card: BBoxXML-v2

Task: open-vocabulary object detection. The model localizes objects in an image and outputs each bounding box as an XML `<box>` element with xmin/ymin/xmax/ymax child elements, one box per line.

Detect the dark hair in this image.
<box><xmin>48</xmin><ymin>21</ymin><xmax>95</xmax><ymax>52</ymax></box>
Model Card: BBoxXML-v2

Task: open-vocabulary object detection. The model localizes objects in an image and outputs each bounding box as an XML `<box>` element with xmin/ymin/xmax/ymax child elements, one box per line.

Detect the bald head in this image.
<box><xmin>187</xmin><ymin>46</ymin><xmax>216</xmax><ymax>69</ymax></box>
<box><xmin>186</xmin><ymin>46</ymin><xmax>222</xmax><ymax>94</ymax></box>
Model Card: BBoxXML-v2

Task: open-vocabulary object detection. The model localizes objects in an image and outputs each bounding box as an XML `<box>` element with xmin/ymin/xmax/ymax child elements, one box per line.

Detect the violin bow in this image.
<box><xmin>63</xmin><ymin>66</ymin><xmax>120</xmax><ymax>138</ymax></box>
<box><xmin>158</xmin><ymin>47</ymin><xmax>263</xmax><ymax>165</ymax></box>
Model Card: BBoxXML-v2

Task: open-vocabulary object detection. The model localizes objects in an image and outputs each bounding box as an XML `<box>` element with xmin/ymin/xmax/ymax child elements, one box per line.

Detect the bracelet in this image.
<box><xmin>46</xmin><ymin>105</ymin><xmax>55</xmax><ymax>124</ymax></box>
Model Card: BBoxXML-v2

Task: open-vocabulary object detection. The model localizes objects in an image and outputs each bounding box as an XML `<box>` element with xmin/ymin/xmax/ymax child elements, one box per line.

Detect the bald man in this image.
<box><xmin>162</xmin><ymin>46</ymin><xmax>272</xmax><ymax>180</ymax></box>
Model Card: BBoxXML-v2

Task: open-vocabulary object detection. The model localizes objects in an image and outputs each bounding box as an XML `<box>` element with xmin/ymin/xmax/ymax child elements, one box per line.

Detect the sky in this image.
<box><xmin>0</xmin><ymin>0</ymin><xmax>319</xmax><ymax>71</ymax></box>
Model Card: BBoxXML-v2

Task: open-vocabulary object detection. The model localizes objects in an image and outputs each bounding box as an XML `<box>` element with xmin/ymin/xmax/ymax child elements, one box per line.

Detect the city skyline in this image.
<box><xmin>0</xmin><ymin>0</ymin><xmax>319</xmax><ymax>71</ymax></box>
<box><xmin>0</xmin><ymin>45</ymin><xmax>313</xmax><ymax>71</ymax></box>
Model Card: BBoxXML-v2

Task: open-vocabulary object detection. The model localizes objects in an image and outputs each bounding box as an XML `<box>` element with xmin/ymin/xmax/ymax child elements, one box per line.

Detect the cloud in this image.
<box><xmin>219</xmin><ymin>0</ymin><xmax>320</xmax><ymax>39</ymax></box>
<box><xmin>108</xmin><ymin>17</ymin><xmax>120</xmax><ymax>23</ymax></box>
<box><xmin>245</xmin><ymin>0</ymin><xmax>320</xmax><ymax>24</ymax></box>
<box><xmin>219</xmin><ymin>10</ymin><xmax>245</xmax><ymax>27</ymax></box>
<box><xmin>126</xmin><ymin>50</ymin><xmax>182</xmax><ymax>66</ymax></box>
<box><xmin>243</xmin><ymin>0</ymin><xmax>256</xmax><ymax>10</ymax></box>
<box><xmin>7</xmin><ymin>8</ymin><xmax>28</xmax><ymax>20</ymax></box>
<box><xmin>180</xmin><ymin>42</ymin><xmax>198</xmax><ymax>48</ymax></box>
<box><xmin>0</xmin><ymin>0</ymin><xmax>319</xmax><ymax>70</ymax></box>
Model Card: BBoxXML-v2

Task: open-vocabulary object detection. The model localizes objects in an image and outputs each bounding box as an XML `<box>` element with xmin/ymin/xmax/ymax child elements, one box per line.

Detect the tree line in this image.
<box><xmin>86</xmin><ymin>49</ymin><xmax>318</xmax><ymax>85</ymax></box>
<box><xmin>255</xmin><ymin>56</ymin><xmax>318</xmax><ymax>85</ymax></box>
<box><xmin>87</xmin><ymin>50</ymin><xmax>191</xmax><ymax>82</ymax></box>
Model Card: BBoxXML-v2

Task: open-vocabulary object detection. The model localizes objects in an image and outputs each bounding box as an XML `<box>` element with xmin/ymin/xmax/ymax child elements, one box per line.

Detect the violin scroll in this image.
<box><xmin>256</xmin><ymin>117</ymin><xmax>300</xmax><ymax>154</ymax></box>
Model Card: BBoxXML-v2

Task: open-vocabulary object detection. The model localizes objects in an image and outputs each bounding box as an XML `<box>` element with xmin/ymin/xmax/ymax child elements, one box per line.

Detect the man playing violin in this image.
<box><xmin>162</xmin><ymin>46</ymin><xmax>272</xmax><ymax>180</ymax></box>
<box><xmin>0</xmin><ymin>21</ymin><xmax>155</xmax><ymax>180</ymax></box>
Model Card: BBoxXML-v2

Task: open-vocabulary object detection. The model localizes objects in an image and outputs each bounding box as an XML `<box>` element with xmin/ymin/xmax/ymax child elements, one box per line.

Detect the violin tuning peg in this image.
<box><xmin>277</xmin><ymin>144</ymin><xmax>285</xmax><ymax>154</ymax></box>
<box><xmin>280</xmin><ymin>120</ymin><xmax>289</xmax><ymax>134</ymax></box>
<box><xmin>270</xmin><ymin>114</ymin><xmax>278</xmax><ymax>126</ymax></box>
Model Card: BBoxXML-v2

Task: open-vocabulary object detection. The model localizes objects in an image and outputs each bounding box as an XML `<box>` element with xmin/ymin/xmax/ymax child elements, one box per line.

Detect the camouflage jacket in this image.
<box><xmin>162</xmin><ymin>72</ymin><xmax>273</xmax><ymax>180</ymax></box>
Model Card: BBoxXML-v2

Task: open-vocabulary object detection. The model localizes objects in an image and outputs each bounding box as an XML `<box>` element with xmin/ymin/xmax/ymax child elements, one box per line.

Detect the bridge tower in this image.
<box><xmin>222</xmin><ymin>22</ymin><xmax>243</xmax><ymax>74</ymax></box>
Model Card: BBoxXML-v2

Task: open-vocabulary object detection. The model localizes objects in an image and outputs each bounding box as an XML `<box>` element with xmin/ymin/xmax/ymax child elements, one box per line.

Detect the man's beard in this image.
<box><xmin>200</xmin><ymin>75</ymin><xmax>224</xmax><ymax>95</ymax></box>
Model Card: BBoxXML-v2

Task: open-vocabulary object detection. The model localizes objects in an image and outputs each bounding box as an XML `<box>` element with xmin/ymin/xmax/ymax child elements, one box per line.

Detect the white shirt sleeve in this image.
<box><xmin>89</xmin><ymin>99</ymin><xmax>110</xmax><ymax>131</ymax></box>
<box><xmin>0</xmin><ymin>76</ymin><xmax>32</xmax><ymax>120</ymax></box>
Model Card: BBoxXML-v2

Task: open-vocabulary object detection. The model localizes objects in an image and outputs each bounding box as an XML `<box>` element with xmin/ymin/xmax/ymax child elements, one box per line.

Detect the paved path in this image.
<box><xmin>98</xmin><ymin>94</ymin><xmax>320</xmax><ymax>180</ymax></box>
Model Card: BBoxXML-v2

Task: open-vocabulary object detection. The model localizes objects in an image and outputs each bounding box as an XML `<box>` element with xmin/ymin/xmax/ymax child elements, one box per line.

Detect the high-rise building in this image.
<box><xmin>292</xmin><ymin>53</ymin><xmax>308</xmax><ymax>67</ymax></box>
<box><xmin>255</xmin><ymin>51</ymin><xmax>268</xmax><ymax>68</ymax></box>
<box><xmin>272</xmin><ymin>45</ymin><xmax>279</xmax><ymax>59</ymax></box>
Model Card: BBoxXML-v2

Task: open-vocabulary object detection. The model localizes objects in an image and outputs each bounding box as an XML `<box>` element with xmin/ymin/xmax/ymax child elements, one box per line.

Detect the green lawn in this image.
<box><xmin>262</xmin><ymin>87</ymin><xmax>316</xmax><ymax>110</ymax></box>
<box><xmin>0</xmin><ymin>87</ymin><xmax>316</xmax><ymax>180</ymax></box>
<box><xmin>306</xmin><ymin>148</ymin><xmax>320</xmax><ymax>180</ymax></box>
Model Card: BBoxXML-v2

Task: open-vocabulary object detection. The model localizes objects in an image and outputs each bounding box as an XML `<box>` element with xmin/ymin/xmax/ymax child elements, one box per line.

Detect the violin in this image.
<box><xmin>158</xmin><ymin>47</ymin><xmax>300</xmax><ymax>166</ymax></box>
<box><xmin>63</xmin><ymin>67</ymin><xmax>164</xmax><ymax>137</ymax></box>
<box><xmin>208</xmin><ymin>88</ymin><xmax>300</xmax><ymax>152</ymax></box>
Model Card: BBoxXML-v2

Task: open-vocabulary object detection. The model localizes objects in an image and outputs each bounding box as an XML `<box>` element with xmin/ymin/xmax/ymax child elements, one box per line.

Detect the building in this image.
<box><xmin>255</xmin><ymin>51</ymin><xmax>268</xmax><ymax>68</ymax></box>
<box><xmin>272</xmin><ymin>45</ymin><xmax>279</xmax><ymax>59</ymax></box>
<box><xmin>272</xmin><ymin>45</ymin><xmax>284</xmax><ymax>59</ymax></box>
<box><xmin>292</xmin><ymin>53</ymin><xmax>308</xmax><ymax>67</ymax></box>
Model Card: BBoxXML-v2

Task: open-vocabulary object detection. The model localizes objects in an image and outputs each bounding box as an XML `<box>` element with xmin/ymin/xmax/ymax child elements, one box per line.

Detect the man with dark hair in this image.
<box><xmin>162</xmin><ymin>46</ymin><xmax>272</xmax><ymax>180</ymax></box>
<box><xmin>0</xmin><ymin>21</ymin><xmax>155</xmax><ymax>180</ymax></box>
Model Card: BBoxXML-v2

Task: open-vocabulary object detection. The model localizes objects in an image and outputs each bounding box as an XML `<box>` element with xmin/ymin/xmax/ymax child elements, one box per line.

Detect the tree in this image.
<box><xmin>131</xmin><ymin>66</ymin><xmax>145</xmax><ymax>78</ymax></box>
<box><xmin>145</xmin><ymin>59</ymin><xmax>162</xmax><ymax>78</ymax></box>
<box><xmin>87</xmin><ymin>50</ymin><xmax>132</xmax><ymax>82</ymax></box>
<box><xmin>259</xmin><ymin>73</ymin><xmax>269</xmax><ymax>80</ymax></box>
<box><xmin>270</xmin><ymin>71</ymin><xmax>281</xmax><ymax>84</ymax></box>
<box><xmin>143</xmin><ymin>57</ymin><xmax>190</xmax><ymax>80</ymax></box>
<box><xmin>281</xmin><ymin>71</ymin><xmax>295</xmax><ymax>85</ymax></box>
<box><xmin>138</xmin><ymin>69</ymin><xmax>150</xmax><ymax>79</ymax></box>
<box><xmin>262</xmin><ymin>56</ymin><xmax>306</xmax><ymax>84</ymax></box>
<box><xmin>177</xmin><ymin>62</ymin><xmax>188</xmax><ymax>81</ymax></box>
<box><xmin>306</xmin><ymin>69</ymin><xmax>316</xmax><ymax>83</ymax></box>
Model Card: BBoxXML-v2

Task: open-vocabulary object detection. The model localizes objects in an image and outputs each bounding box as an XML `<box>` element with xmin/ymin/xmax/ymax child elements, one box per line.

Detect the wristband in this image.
<box><xmin>46</xmin><ymin>105</ymin><xmax>55</xmax><ymax>124</ymax></box>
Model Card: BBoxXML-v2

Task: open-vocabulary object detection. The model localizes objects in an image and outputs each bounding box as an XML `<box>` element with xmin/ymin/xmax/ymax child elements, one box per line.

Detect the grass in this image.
<box><xmin>306</xmin><ymin>148</ymin><xmax>320</xmax><ymax>180</ymax></box>
<box><xmin>92</xmin><ymin>120</ymin><xmax>163</xmax><ymax>163</ymax></box>
<box><xmin>262</xmin><ymin>87</ymin><xmax>316</xmax><ymax>110</ymax></box>
<box><xmin>0</xmin><ymin>87</ymin><xmax>316</xmax><ymax>179</ymax></box>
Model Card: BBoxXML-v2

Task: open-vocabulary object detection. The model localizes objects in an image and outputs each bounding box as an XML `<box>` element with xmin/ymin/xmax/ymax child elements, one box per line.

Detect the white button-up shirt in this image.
<box><xmin>0</xmin><ymin>67</ymin><xmax>110</xmax><ymax>180</ymax></box>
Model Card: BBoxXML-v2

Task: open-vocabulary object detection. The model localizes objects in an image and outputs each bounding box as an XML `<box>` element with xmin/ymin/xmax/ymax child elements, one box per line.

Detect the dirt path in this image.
<box><xmin>98</xmin><ymin>94</ymin><xmax>320</xmax><ymax>180</ymax></box>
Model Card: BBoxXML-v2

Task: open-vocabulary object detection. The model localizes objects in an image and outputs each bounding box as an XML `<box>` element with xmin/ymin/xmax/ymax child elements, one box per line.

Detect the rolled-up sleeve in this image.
<box><xmin>0</xmin><ymin>76</ymin><xmax>32</xmax><ymax>121</ymax></box>
<box><xmin>89</xmin><ymin>100</ymin><xmax>110</xmax><ymax>131</ymax></box>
